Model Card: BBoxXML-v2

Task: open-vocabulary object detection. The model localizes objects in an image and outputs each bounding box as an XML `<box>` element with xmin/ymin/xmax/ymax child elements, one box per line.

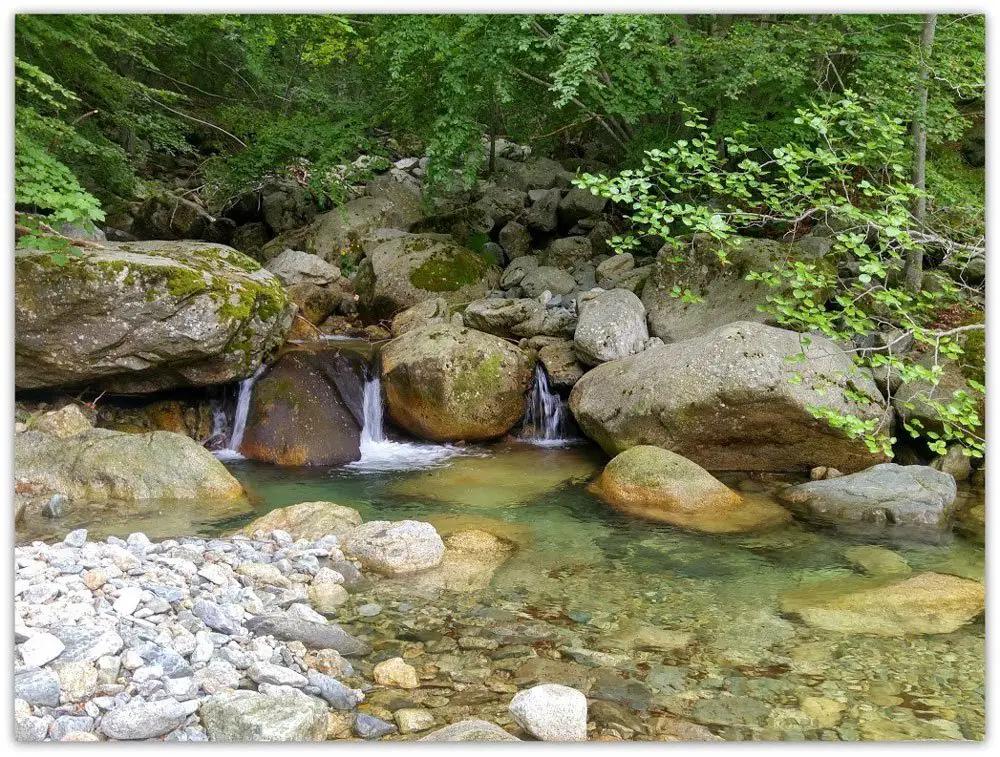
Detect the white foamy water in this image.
<box><xmin>347</xmin><ymin>373</ymin><xmax>468</xmax><ymax>472</ymax></box>
<box><xmin>214</xmin><ymin>365</ymin><xmax>266</xmax><ymax>461</ymax></box>
<box><xmin>521</xmin><ymin>362</ymin><xmax>575</xmax><ymax>446</ymax></box>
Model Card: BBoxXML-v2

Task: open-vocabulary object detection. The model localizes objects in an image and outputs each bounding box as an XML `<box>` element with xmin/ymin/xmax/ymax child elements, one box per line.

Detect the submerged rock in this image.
<box><xmin>591</xmin><ymin>446</ymin><xmax>790</xmax><ymax>533</ymax></box>
<box><xmin>381</xmin><ymin>323</ymin><xmax>532</xmax><ymax>442</ymax></box>
<box><xmin>355</xmin><ymin>234</ymin><xmax>499</xmax><ymax>320</ymax></box>
<box><xmin>781</xmin><ymin>572</ymin><xmax>985</xmax><ymax>635</ymax></box>
<box><xmin>508</xmin><ymin>683</ymin><xmax>588</xmax><ymax>741</ymax></box>
<box><xmin>569</xmin><ymin>321</ymin><xmax>888</xmax><ymax>473</ymax></box>
<box><xmin>240</xmin><ymin>348</ymin><xmax>365</xmax><ymax>466</ymax></box>
<box><xmin>844</xmin><ymin>545</ymin><xmax>912</xmax><ymax>577</ymax></box>
<box><xmin>778</xmin><ymin>464</ymin><xmax>957</xmax><ymax>534</ymax></box>
<box><xmin>15</xmin><ymin>428</ymin><xmax>244</xmax><ymax>502</ymax></box>
<box><xmin>15</xmin><ymin>241</ymin><xmax>293</xmax><ymax>393</ymax></box>
<box><xmin>420</xmin><ymin>719</ymin><xmax>519</xmax><ymax>742</ymax></box>
<box><xmin>239</xmin><ymin>501</ymin><xmax>362</xmax><ymax>541</ymax></box>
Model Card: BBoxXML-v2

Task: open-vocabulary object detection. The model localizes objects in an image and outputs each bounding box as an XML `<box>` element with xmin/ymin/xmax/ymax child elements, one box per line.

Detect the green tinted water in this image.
<box><xmin>16</xmin><ymin>440</ymin><xmax>985</xmax><ymax>741</ymax></box>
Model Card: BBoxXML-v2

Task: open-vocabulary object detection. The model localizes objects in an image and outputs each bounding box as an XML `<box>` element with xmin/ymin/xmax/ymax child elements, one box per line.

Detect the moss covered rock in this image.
<box><xmin>14</xmin><ymin>427</ymin><xmax>245</xmax><ymax>502</ymax></box>
<box><xmin>591</xmin><ymin>446</ymin><xmax>789</xmax><ymax>533</ymax></box>
<box><xmin>15</xmin><ymin>241</ymin><xmax>294</xmax><ymax>393</ymax></box>
<box><xmin>355</xmin><ymin>234</ymin><xmax>499</xmax><ymax>321</ymax></box>
<box><xmin>569</xmin><ymin>321</ymin><xmax>889</xmax><ymax>473</ymax></box>
<box><xmin>381</xmin><ymin>323</ymin><xmax>532</xmax><ymax>442</ymax></box>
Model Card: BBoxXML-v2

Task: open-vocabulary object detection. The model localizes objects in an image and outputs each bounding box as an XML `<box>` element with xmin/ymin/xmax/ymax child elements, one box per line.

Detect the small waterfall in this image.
<box><xmin>215</xmin><ymin>365</ymin><xmax>265</xmax><ymax>460</ymax></box>
<box><xmin>521</xmin><ymin>363</ymin><xmax>574</xmax><ymax>446</ymax></box>
<box><xmin>348</xmin><ymin>364</ymin><xmax>467</xmax><ymax>472</ymax></box>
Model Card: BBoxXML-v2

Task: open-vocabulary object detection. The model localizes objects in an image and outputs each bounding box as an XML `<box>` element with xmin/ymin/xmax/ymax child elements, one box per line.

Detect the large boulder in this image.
<box><xmin>778</xmin><ymin>463</ymin><xmax>957</xmax><ymax>536</ymax></box>
<box><xmin>355</xmin><ymin>235</ymin><xmax>499</xmax><ymax>321</ymax></box>
<box><xmin>14</xmin><ymin>428</ymin><xmax>244</xmax><ymax>501</ymax></box>
<box><xmin>520</xmin><ymin>266</ymin><xmax>577</xmax><ymax>298</ymax></box>
<box><xmin>781</xmin><ymin>572</ymin><xmax>985</xmax><ymax>636</ymax></box>
<box><xmin>569</xmin><ymin>321</ymin><xmax>889</xmax><ymax>472</ymax></box>
<box><xmin>559</xmin><ymin>187</ymin><xmax>608</xmax><ymax>227</ymax></box>
<box><xmin>538</xmin><ymin>341</ymin><xmax>587</xmax><ymax>390</ymax></box>
<box><xmin>381</xmin><ymin>323</ymin><xmax>532</xmax><ymax>442</ymax></box>
<box><xmin>15</xmin><ymin>242</ymin><xmax>293</xmax><ymax>393</ymax></box>
<box><xmin>304</xmin><ymin>179</ymin><xmax>424</xmax><ymax>265</ymax></box>
<box><xmin>641</xmin><ymin>234</ymin><xmax>832</xmax><ymax>342</ymax></box>
<box><xmin>496</xmin><ymin>156</ymin><xmax>574</xmax><ymax>192</ymax></box>
<box><xmin>573</xmin><ymin>289</ymin><xmax>649</xmax><ymax>366</ymax></box>
<box><xmin>543</xmin><ymin>237</ymin><xmax>593</xmax><ymax>269</ymax></box>
<box><xmin>260</xmin><ymin>178</ymin><xmax>322</xmax><ymax>235</ymax></box>
<box><xmin>590</xmin><ymin>446</ymin><xmax>789</xmax><ymax>533</ymax></box>
<box><xmin>498</xmin><ymin>221</ymin><xmax>532</xmax><ymax>260</ymax></box>
<box><xmin>240</xmin><ymin>349</ymin><xmax>365</xmax><ymax>466</ymax></box>
<box><xmin>525</xmin><ymin>188</ymin><xmax>562</xmax><ymax>233</ymax></box>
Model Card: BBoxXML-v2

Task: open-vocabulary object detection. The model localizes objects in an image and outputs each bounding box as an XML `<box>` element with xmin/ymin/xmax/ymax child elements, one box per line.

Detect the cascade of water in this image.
<box><xmin>521</xmin><ymin>363</ymin><xmax>573</xmax><ymax>445</ymax></box>
<box><xmin>209</xmin><ymin>400</ymin><xmax>229</xmax><ymax>444</ymax></box>
<box><xmin>215</xmin><ymin>365</ymin><xmax>266</xmax><ymax>459</ymax></box>
<box><xmin>349</xmin><ymin>362</ymin><xmax>467</xmax><ymax>471</ymax></box>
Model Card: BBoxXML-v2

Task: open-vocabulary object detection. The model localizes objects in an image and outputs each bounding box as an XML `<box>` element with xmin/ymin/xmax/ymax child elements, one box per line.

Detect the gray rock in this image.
<box><xmin>500</xmin><ymin>255</ymin><xmax>539</xmax><ymax>289</ymax></box>
<box><xmin>248</xmin><ymin>663</ymin><xmax>307</xmax><ymax>688</ymax></box>
<box><xmin>559</xmin><ymin>187</ymin><xmax>607</xmax><ymax>227</ymax></box>
<box><xmin>51</xmin><ymin>625</ymin><xmax>124</xmax><ymax>663</ymax></box>
<box><xmin>63</xmin><ymin>528</ymin><xmax>88</xmax><ymax>548</ymax></box>
<box><xmin>193</xmin><ymin>600</ymin><xmax>243</xmax><ymax>635</ymax></box>
<box><xmin>499</xmin><ymin>221</ymin><xmax>532</xmax><ymax>260</ymax></box>
<box><xmin>19</xmin><ymin>632</ymin><xmax>65</xmax><ymax>667</ymax></box>
<box><xmin>354</xmin><ymin>712</ymin><xmax>397</xmax><ymax>739</ymax></box>
<box><xmin>526</xmin><ymin>188</ymin><xmax>561</xmax><ymax>233</ymax></box>
<box><xmin>569</xmin><ymin>321</ymin><xmax>889</xmax><ymax>473</ymax></box>
<box><xmin>691</xmin><ymin>695</ymin><xmax>770</xmax><ymax>727</ymax></box>
<box><xmin>342</xmin><ymin>520</ymin><xmax>445</xmax><ymax>576</ymax></box>
<box><xmin>508</xmin><ymin>683</ymin><xmax>588</xmax><ymax>741</ymax></box>
<box><xmin>306</xmin><ymin>671</ymin><xmax>364</xmax><ymax>709</ymax></box>
<box><xmin>14</xmin><ymin>668</ymin><xmax>61</xmax><ymax>706</ymax></box>
<box><xmin>520</xmin><ymin>267</ymin><xmax>577</xmax><ymax>299</ymax></box>
<box><xmin>244</xmin><ymin>614</ymin><xmax>371</xmax><ymax>656</ymax></box>
<box><xmin>595</xmin><ymin>253</ymin><xmax>634</xmax><ymax>283</ymax></box>
<box><xmin>779</xmin><ymin>464</ymin><xmax>958</xmax><ymax>534</ymax></box>
<box><xmin>420</xmin><ymin>719</ymin><xmax>520</xmax><ymax>742</ymax></box>
<box><xmin>573</xmin><ymin>289</ymin><xmax>649</xmax><ymax>366</ymax></box>
<box><xmin>200</xmin><ymin>690</ymin><xmax>328</xmax><ymax>742</ymax></box>
<box><xmin>544</xmin><ymin>236</ymin><xmax>593</xmax><ymax>269</ymax></box>
<box><xmin>100</xmin><ymin>697</ymin><xmax>198</xmax><ymax>740</ymax></box>
<box><xmin>265</xmin><ymin>248</ymin><xmax>341</xmax><ymax>287</ymax></box>
<box><xmin>50</xmin><ymin>715</ymin><xmax>95</xmax><ymax>741</ymax></box>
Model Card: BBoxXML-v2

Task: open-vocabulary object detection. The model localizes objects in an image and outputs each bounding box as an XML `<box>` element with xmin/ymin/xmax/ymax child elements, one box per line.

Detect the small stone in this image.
<box><xmin>394</xmin><ymin>708</ymin><xmax>435</xmax><ymax>734</ymax></box>
<box><xmin>132</xmin><ymin>664</ymin><xmax>164</xmax><ymax>684</ymax></box>
<box><xmin>113</xmin><ymin>587</ymin><xmax>143</xmax><ymax>616</ymax></box>
<box><xmin>420</xmin><ymin>719</ymin><xmax>520</xmax><ymax>742</ymax></box>
<box><xmin>200</xmin><ymin>690</ymin><xmax>328</xmax><ymax>741</ymax></box>
<box><xmin>198</xmin><ymin>563</ymin><xmax>232</xmax><ymax>586</ymax></box>
<box><xmin>248</xmin><ymin>662</ymin><xmax>308</xmax><ymax>688</ymax></box>
<box><xmin>19</xmin><ymin>632</ymin><xmax>65</xmax><ymax>667</ymax></box>
<box><xmin>50</xmin><ymin>715</ymin><xmax>95</xmax><ymax>741</ymax></box>
<box><xmin>83</xmin><ymin>570</ymin><xmax>108</xmax><ymax>590</ymax></box>
<box><xmin>373</xmin><ymin>657</ymin><xmax>419</xmax><ymax>689</ymax></box>
<box><xmin>14</xmin><ymin>668</ymin><xmax>61</xmax><ymax>706</ymax></box>
<box><xmin>508</xmin><ymin>684</ymin><xmax>588</xmax><ymax>741</ymax></box>
<box><xmin>306</xmin><ymin>672</ymin><xmax>363</xmax><ymax>710</ymax></box>
<box><xmin>193</xmin><ymin>599</ymin><xmax>242</xmax><ymax>635</ymax></box>
<box><xmin>800</xmin><ymin>696</ymin><xmax>846</xmax><ymax>729</ymax></box>
<box><xmin>354</xmin><ymin>713</ymin><xmax>397</xmax><ymax>739</ymax></box>
<box><xmin>57</xmin><ymin>661</ymin><xmax>98</xmax><ymax>702</ymax></box>
<box><xmin>357</xmin><ymin>603</ymin><xmax>382</xmax><ymax>617</ymax></box>
<box><xmin>63</xmin><ymin>529</ymin><xmax>88</xmax><ymax>548</ymax></box>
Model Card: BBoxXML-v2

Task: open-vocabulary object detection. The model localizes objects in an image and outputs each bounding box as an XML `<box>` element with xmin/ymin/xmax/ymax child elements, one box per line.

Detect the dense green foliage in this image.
<box><xmin>14</xmin><ymin>13</ymin><xmax>985</xmax><ymax>459</ymax></box>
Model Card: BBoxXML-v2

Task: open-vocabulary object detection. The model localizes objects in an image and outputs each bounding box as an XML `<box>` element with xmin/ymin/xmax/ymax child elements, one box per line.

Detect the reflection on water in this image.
<box><xmin>15</xmin><ymin>440</ymin><xmax>985</xmax><ymax>741</ymax></box>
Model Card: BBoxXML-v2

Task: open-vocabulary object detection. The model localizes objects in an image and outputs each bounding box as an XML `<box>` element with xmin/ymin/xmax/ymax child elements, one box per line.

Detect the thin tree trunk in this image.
<box><xmin>903</xmin><ymin>14</ymin><xmax>938</xmax><ymax>294</ymax></box>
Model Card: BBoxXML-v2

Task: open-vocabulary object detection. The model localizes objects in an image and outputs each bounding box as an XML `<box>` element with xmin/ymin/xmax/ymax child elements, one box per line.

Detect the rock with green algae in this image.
<box><xmin>781</xmin><ymin>571</ymin><xmax>985</xmax><ymax>636</ymax></box>
<box><xmin>15</xmin><ymin>241</ymin><xmax>293</xmax><ymax>393</ymax></box>
<box><xmin>237</xmin><ymin>501</ymin><xmax>362</xmax><ymax>541</ymax></box>
<box><xmin>14</xmin><ymin>427</ymin><xmax>245</xmax><ymax>502</ymax></box>
<box><xmin>381</xmin><ymin>323</ymin><xmax>531</xmax><ymax>442</ymax></box>
<box><xmin>355</xmin><ymin>234</ymin><xmax>499</xmax><ymax>320</ymax></box>
<box><xmin>590</xmin><ymin>446</ymin><xmax>790</xmax><ymax>534</ymax></box>
<box><xmin>843</xmin><ymin>545</ymin><xmax>912</xmax><ymax>577</ymax></box>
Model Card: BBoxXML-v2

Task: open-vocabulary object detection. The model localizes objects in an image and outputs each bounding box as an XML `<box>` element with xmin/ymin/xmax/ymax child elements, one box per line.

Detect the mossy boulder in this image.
<box><xmin>381</xmin><ymin>323</ymin><xmax>532</xmax><ymax>442</ymax></box>
<box><xmin>355</xmin><ymin>234</ymin><xmax>499</xmax><ymax>321</ymax></box>
<box><xmin>15</xmin><ymin>241</ymin><xmax>294</xmax><ymax>393</ymax></box>
<box><xmin>240</xmin><ymin>349</ymin><xmax>366</xmax><ymax>466</ymax></box>
<box><xmin>14</xmin><ymin>427</ymin><xmax>245</xmax><ymax>502</ymax></box>
<box><xmin>569</xmin><ymin>321</ymin><xmax>889</xmax><ymax>473</ymax></box>
<box><xmin>591</xmin><ymin>446</ymin><xmax>790</xmax><ymax>533</ymax></box>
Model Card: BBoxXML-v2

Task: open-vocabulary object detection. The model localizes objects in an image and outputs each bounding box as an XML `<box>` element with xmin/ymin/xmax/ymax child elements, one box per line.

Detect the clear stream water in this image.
<box><xmin>14</xmin><ymin>362</ymin><xmax>985</xmax><ymax>741</ymax></box>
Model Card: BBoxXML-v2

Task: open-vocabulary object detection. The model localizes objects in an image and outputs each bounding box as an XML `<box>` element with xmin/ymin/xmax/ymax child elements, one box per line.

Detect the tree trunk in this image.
<box><xmin>903</xmin><ymin>14</ymin><xmax>938</xmax><ymax>294</ymax></box>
